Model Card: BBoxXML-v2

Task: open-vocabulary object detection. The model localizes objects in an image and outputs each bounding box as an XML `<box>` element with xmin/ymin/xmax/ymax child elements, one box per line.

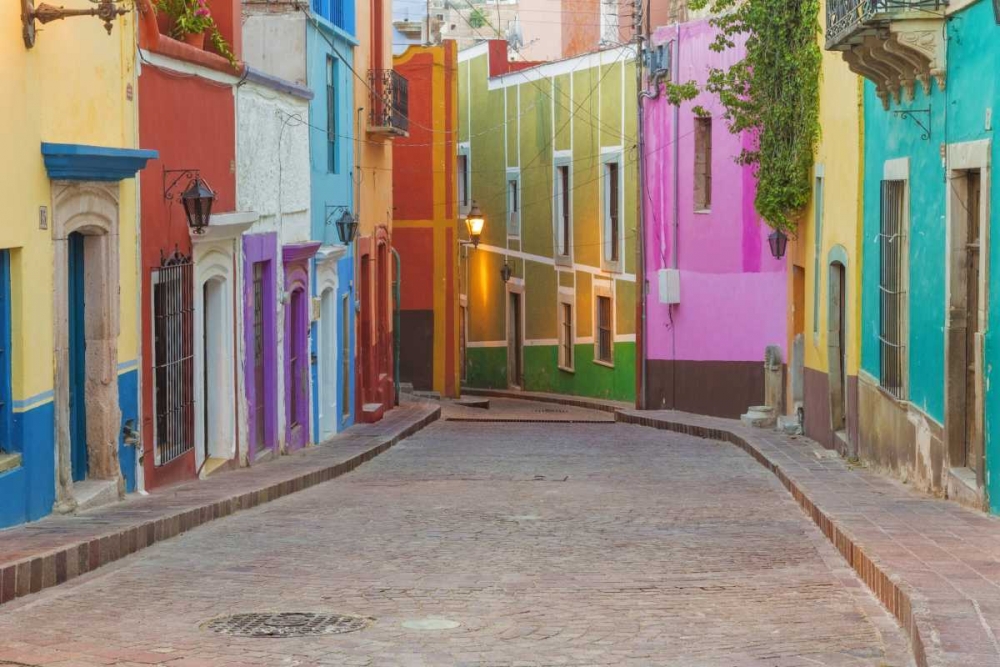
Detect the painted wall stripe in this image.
<box><xmin>477</xmin><ymin>243</ymin><xmax>635</xmax><ymax>282</ymax></box>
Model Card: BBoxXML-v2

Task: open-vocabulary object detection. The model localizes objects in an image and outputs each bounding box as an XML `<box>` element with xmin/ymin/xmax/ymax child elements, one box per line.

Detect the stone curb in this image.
<box><xmin>0</xmin><ymin>405</ymin><xmax>440</xmax><ymax>610</ymax></box>
<box><xmin>614</xmin><ymin>411</ymin><xmax>932</xmax><ymax>667</ymax></box>
<box><xmin>459</xmin><ymin>387</ymin><xmax>630</xmax><ymax>415</ymax></box>
<box><xmin>457</xmin><ymin>388</ymin><xmax>930</xmax><ymax>666</ymax></box>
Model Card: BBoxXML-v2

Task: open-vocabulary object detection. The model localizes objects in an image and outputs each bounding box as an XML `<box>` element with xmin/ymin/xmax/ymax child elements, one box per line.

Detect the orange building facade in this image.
<box><xmin>392</xmin><ymin>42</ymin><xmax>461</xmax><ymax>398</ymax></box>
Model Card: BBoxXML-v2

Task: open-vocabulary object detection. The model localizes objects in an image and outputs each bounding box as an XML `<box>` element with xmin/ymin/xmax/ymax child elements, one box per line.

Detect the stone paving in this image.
<box><xmin>0</xmin><ymin>401</ymin><xmax>912</xmax><ymax>667</ymax></box>
<box><xmin>0</xmin><ymin>400</ymin><xmax>440</xmax><ymax>608</ymax></box>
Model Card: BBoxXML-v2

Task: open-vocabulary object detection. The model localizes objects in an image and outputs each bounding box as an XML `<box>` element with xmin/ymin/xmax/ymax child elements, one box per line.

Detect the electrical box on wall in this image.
<box><xmin>658</xmin><ymin>268</ymin><xmax>680</xmax><ymax>304</ymax></box>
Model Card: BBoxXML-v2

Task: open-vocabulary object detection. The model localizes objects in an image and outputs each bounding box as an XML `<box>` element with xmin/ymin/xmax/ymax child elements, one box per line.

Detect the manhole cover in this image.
<box><xmin>203</xmin><ymin>612</ymin><xmax>372</xmax><ymax>637</ymax></box>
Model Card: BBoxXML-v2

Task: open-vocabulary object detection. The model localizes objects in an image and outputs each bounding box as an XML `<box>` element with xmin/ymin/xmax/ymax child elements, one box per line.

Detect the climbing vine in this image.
<box><xmin>668</xmin><ymin>0</ymin><xmax>822</xmax><ymax>233</ymax></box>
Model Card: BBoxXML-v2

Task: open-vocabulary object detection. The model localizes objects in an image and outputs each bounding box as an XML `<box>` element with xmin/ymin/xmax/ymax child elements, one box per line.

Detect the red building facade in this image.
<box><xmin>136</xmin><ymin>0</ymin><xmax>243</xmax><ymax>489</ymax></box>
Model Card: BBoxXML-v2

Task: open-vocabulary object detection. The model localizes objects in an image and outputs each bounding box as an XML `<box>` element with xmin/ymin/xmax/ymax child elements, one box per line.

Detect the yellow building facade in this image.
<box><xmin>0</xmin><ymin>2</ymin><xmax>155</xmax><ymax>527</ymax></box>
<box><xmin>787</xmin><ymin>4</ymin><xmax>864</xmax><ymax>454</ymax></box>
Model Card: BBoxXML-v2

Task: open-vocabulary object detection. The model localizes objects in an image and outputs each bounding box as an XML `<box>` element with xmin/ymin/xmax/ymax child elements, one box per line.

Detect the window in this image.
<box><xmin>457</xmin><ymin>153</ymin><xmax>469</xmax><ymax>213</ymax></box>
<box><xmin>152</xmin><ymin>254</ymin><xmax>195</xmax><ymax>465</ymax></box>
<box><xmin>694</xmin><ymin>117</ymin><xmax>712</xmax><ymax>211</ymax></box>
<box><xmin>559</xmin><ymin>301</ymin><xmax>573</xmax><ymax>370</ymax></box>
<box><xmin>327</xmin><ymin>57</ymin><xmax>338</xmax><ymax>173</ymax></box>
<box><xmin>600</xmin><ymin>0</ymin><xmax>619</xmax><ymax>44</ymax></box>
<box><xmin>0</xmin><ymin>250</ymin><xmax>10</xmax><ymax>454</ymax></box>
<box><xmin>341</xmin><ymin>293</ymin><xmax>350</xmax><ymax>419</ymax></box>
<box><xmin>596</xmin><ymin>295</ymin><xmax>613</xmax><ymax>364</ymax></box>
<box><xmin>879</xmin><ymin>179</ymin><xmax>907</xmax><ymax>399</ymax></box>
<box><xmin>555</xmin><ymin>164</ymin><xmax>571</xmax><ymax>258</ymax></box>
<box><xmin>507</xmin><ymin>176</ymin><xmax>520</xmax><ymax>237</ymax></box>
<box><xmin>604</xmin><ymin>161</ymin><xmax>621</xmax><ymax>265</ymax></box>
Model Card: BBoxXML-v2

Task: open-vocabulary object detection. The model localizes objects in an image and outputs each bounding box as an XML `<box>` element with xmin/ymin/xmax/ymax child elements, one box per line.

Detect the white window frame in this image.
<box><xmin>593</xmin><ymin>281</ymin><xmax>614</xmax><ymax>368</ymax></box>
<box><xmin>458</xmin><ymin>142</ymin><xmax>471</xmax><ymax>217</ymax></box>
<box><xmin>601</xmin><ymin>149</ymin><xmax>624</xmax><ymax>273</ymax></box>
<box><xmin>506</xmin><ymin>167</ymin><xmax>521</xmax><ymax>239</ymax></box>
<box><xmin>553</xmin><ymin>152</ymin><xmax>573</xmax><ymax>267</ymax></box>
<box><xmin>558</xmin><ymin>288</ymin><xmax>575</xmax><ymax>372</ymax></box>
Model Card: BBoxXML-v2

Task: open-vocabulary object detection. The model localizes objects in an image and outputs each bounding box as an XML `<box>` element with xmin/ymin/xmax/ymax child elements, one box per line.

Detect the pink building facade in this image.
<box><xmin>642</xmin><ymin>20</ymin><xmax>787</xmax><ymax>417</ymax></box>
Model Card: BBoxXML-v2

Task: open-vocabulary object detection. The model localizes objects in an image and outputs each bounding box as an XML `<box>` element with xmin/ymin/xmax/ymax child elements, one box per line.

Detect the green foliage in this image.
<box><xmin>155</xmin><ymin>0</ymin><xmax>238</xmax><ymax>68</ymax></box>
<box><xmin>468</xmin><ymin>8</ymin><xmax>487</xmax><ymax>29</ymax></box>
<box><xmin>672</xmin><ymin>0</ymin><xmax>822</xmax><ymax>232</ymax></box>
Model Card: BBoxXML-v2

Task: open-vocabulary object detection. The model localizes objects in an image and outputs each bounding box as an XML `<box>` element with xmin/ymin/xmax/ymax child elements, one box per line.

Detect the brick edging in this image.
<box><xmin>615</xmin><ymin>411</ymin><xmax>932</xmax><ymax>667</ymax></box>
<box><xmin>460</xmin><ymin>387</ymin><xmax>629</xmax><ymax>415</ymax></box>
<box><xmin>0</xmin><ymin>405</ymin><xmax>440</xmax><ymax>609</ymax></box>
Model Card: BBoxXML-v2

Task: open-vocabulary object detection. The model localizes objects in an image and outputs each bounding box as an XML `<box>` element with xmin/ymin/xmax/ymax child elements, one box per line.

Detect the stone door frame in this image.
<box><xmin>51</xmin><ymin>181</ymin><xmax>123</xmax><ymax>510</ymax></box>
<box><xmin>944</xmin><ymin>139</ymin><xmax>991</xmax><ymax>488</ymax></box>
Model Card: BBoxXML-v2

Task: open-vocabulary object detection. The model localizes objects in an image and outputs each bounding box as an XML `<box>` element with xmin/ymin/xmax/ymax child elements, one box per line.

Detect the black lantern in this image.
<box><xmin>181</xmin><ymin>177</ymin><xmax>215</xmax><ymax>234</ymax></box>
<box><xmin>465</xmin><ymin>201</ymin><xmax>486</xmax><ymax>248</ymax></box>
<box><xmin>768</xmin><ymin>228</ymin><xmax>789</xmax><ymax>260</ymax></box>
<box><xmin>336</xmin><ymin>209</ymin><xmax>359</xmax><ymax>246</ymax></box>
<box><xmin>499</xmin><ymin>259</ymin><xmax>513</xmax><ymax>283</ymax></box>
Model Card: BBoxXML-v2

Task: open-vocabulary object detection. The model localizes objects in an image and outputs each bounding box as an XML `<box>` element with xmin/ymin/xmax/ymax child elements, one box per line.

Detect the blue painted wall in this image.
<box><xmin>0</xmin><ymin>399</ymin><xmax>55</xmax><ymax>529</ymax></box>
<box><xmin>861</xmin><ymin>3</ymin><xmax>1000</xmax><ymax>507</ymax></box>
<box><xmin>118</xmin><ymin>367</ymin><xmax>138</xmax><ymax>493</ymax></box>
<box><xmin>307</xmin><ymin>14</ymin><xmax>357</xmax><ymax>431</ymax></box>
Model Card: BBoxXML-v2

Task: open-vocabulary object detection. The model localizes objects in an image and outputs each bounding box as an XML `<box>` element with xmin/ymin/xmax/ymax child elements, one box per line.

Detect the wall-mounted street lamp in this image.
<box><xmin>994</xmin><ymin>0</ymin><xmax>999</xmax><ymax>23</ymax></box>
<box><xmin>164</xmin><ymin>169</ymin><xmax>216</xmax><ymax>234</ymax></box>
<box><xmin>181</xmin><ymin>178</ymin><xmax>216</xmax><ymax>234</ymax></box>
<box><xmin>499</xmin><ymin>259</ymin><xmax>513</xmax><ymax>283</ymax></box>
<box><xmin>21</xmin><ymin>0</ymin><xmax>128</xmax><ymax>48</ymax></box>
<box><xmin>335</xmin><ymin>210</ymin><xmax>359</xmax><ymax>246</ymax></box>
<box><xmin>463</xmin><ymin>201</ymin><xmax>486</xmax><ymax>249</ymax></box>
<box><xmin>768</xmin><ymin>228</ymin><xmax>789</xmax><ymax>260</ymax></box>
<box><xmin>325</xmin><ymin>205</ymin><xmax>359</xmax><ymax>246</ymax></box>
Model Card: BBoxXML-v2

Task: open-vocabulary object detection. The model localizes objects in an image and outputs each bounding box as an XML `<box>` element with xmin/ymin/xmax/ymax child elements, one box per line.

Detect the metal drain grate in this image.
<box><xmin>203</xmin><ymin>612</ymin><xmax>372</xmax><ymax>638</ymax></box>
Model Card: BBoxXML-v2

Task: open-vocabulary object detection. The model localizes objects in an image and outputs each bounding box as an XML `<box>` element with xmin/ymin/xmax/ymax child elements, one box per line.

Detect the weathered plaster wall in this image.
<box><xmin>642</xmin><ymin>21</ymin><xmax>786</xmax><ymax>415</ymax></box>
<box><xmin>139</xmin><ymin>63</ymin><xmax>237</xmax><ymax>489</ymax></box>
<box><xmin>0</xmin><ymin>2</ymin><xmax>141</xmax><ymax>526</ymax></box>
<box><xmin>393</xmin><ymin>43</ymin><xmax>460</xmax><ymax>398</ymax></box>
<box><xmin>859</xmin><ymin>1</ymin><xmax>1000</xmax><ymax>507</ymax></box>
<box><xmin>306</xmin><ymin>19</ymin><xmax>357</xmax><ymax>431</ymax></box>
<box><xmin>237</xmin><ymin>79</ymin><xmax>314</xmax><ymax>448</ymax></box>
<box><xmin>794</xmin><ymin>0</ymin><xmax>864</xmax><ymax>449</ymax></box>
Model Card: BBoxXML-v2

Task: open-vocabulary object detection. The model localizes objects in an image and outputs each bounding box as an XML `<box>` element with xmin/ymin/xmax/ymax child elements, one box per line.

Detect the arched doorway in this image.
<box><xmin>827</xmin><ymin>259</ymin><xmax>847</xmax><ymax>437</ymax></box>
<box><xmin>52</xmin><ymin>181</ymin><xmax>124</xmax><ymax>510</ymax></box>
<box><xmin>319</xmin><ymin>286</ymin><xmax>338</xmax><ymax>441</ymax></box>
<box><xmin>194</xmin><ymin>268</ymin><xmax>235</xmax><ymax>476</ymax></box>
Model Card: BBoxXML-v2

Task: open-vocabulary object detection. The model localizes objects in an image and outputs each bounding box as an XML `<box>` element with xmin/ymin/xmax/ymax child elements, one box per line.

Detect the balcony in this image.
<box><xmin>825</xmin><ymin>0</ymin><xmax>947</xmax><ymax>109</ymax></box>
<box><xmin>368</xmin><ymin>69</ymin><xmax>409</xmax><ymax>137</ymax></box>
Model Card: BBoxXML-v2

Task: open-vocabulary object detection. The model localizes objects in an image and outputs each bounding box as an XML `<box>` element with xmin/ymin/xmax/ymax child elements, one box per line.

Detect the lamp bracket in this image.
<box><xmin>892</xmin><ymin>107</ymin><xmax>931</xmax><ymax>141</ymax></box>
<box><xmin>21</xmin><ymin>0</ymin><xmax>129</xmax><ymax>48</ymax></box>
<box><xmin>162</xmin><ymin>168</ymin><xmax>201</xmax><ymax>202</ymax></box>
<box><xmin>324</xmin><ymin>204</ymin><xmax>353</xmax><ymax>225</ymax></box>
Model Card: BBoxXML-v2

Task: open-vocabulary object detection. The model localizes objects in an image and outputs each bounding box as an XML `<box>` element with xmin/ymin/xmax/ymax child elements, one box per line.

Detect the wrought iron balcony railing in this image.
<box><xmin>368</xmin><ymin>69</ymin><xmax>409</xmax><ymax>137</ymax></box>
<box><xmin>825</xmin><ymin>0</ymin><xmax>947</xmax><ymax>50</ymax></box>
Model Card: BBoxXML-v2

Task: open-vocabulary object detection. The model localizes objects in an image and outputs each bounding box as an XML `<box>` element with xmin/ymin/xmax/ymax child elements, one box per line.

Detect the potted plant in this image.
<box><xmin>155</xmin><ymin>0</ymin><xmax>237</xmax><ymax>65</ymax></box>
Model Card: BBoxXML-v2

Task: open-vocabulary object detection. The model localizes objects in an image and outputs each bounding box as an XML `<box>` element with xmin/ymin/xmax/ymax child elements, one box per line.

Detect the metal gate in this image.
<box><xmin>152</xmin><ymin>252</ymin><xmax>194</xmax><ymax>465</ymax></box>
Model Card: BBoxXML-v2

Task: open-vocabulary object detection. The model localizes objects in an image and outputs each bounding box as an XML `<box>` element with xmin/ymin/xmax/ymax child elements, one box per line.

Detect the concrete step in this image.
<box><xmin>73</xmin><ymin>479</ymin><xmax>120</xmax><ymax>513</ymax></box>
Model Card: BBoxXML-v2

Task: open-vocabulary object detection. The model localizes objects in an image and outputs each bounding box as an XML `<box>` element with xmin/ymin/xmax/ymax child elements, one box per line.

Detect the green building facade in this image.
<box><xmin>457</xmin><ymin>42</ymin><xmax>638</xmax><ymax>402</ymax></box>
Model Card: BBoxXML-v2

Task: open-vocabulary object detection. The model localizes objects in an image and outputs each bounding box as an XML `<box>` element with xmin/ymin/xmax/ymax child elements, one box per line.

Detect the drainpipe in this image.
<box><xmin>671</xmin><ymin>22</ymin><xmax>680</xmax><ymax>272</ymax></box>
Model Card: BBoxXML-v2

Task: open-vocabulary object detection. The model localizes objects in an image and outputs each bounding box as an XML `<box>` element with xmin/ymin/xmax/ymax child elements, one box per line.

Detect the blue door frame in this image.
<box><xmin>68</xmin><ymin>233</ymin><xmax>87</xmax><ymax>482</ymax></box>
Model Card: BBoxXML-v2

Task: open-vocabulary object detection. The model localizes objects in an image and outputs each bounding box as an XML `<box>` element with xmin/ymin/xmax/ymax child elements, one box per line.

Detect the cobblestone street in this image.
<box><xmin>0</xmin><ymin>402</ymin><xmax>911</xmax><ymax>667</ymax></box>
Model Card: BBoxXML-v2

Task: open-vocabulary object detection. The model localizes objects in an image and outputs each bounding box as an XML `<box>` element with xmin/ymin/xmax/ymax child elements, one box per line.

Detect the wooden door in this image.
<box><xmin>965</xmin><ymin>171</ymin><xmax>982</xmax><ymax>476</ymax></box>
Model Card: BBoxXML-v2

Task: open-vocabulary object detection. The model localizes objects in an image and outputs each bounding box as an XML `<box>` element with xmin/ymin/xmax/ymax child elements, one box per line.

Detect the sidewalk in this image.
<box><xmin>469</xmin><ymin>387</ymin><xmax>1000</xmax><ymax>667</ymax></box>
<box><xmin>0</xmin><ymin>400</ymin><xmax>439</xmax><ymax>609</ymax></box>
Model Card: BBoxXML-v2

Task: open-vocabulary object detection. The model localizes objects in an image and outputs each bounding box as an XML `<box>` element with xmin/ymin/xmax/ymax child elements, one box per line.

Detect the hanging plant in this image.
<box><xmin>665</xmin><ymin>0</ymin><xmax>822</xmax><ymax>234</ymax></box>
<box><xmin>155</xmin><ymin>0</ymin><xmax>238</xmax><ymax>67</ymax></box>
